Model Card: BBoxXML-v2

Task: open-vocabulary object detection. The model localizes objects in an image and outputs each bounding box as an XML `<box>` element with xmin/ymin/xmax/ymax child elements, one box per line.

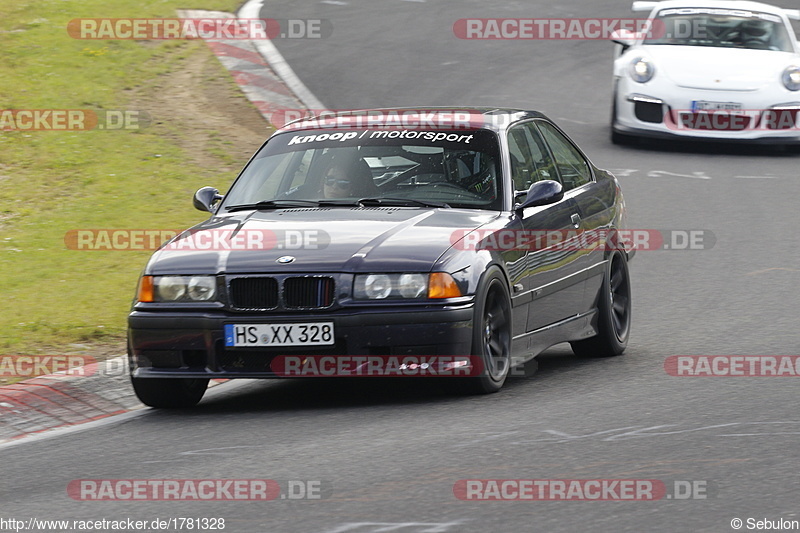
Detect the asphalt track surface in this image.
<box><xmin>3</xmin><ymin>1</ymin><xmax>800</xmax><ymax>532</ymax></box>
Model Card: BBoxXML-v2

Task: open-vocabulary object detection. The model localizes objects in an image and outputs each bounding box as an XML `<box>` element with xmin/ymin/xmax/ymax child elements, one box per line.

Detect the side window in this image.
<box><xmin>507</xmin><ymin>126</ymin><xmax>533</xmax><ymax>192</ymax></box>
<box><xmin>536</xmin><ymin>122</ymin><xmax>592</xmax><ymax>190</ymax></box>
<box><xmin>507</xmin><ymin>123</ymin><xmax>556</xmax><ymax>193</ymax></box>
<box><xmin>521</xmin><ymin>123</ymin><xmax>556</xmax><ymax>184</ymax></box>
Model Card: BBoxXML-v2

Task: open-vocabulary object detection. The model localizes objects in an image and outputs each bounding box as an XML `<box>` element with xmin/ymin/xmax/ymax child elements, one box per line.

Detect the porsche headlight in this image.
<box><xmin>782</xmin><ymin>66</ymin><xmax>800</xmax><ymax>91</ymax></box>
<box><xmin>629</xmin><ymin>56</ymin><xmax>655</xmax><ymax>83</ymax></box>
<box><xmin>141</xmin><ymin>275</ymin><xmax>217</xmax><ymax>302</ymax></box>
<box><xmin>353</xmin><ymin>273</ymin><xmax>462</xmax><ymax>300</ymax></box>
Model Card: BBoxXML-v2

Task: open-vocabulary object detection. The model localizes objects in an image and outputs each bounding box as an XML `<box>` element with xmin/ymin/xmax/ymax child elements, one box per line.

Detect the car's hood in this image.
<box><xmin>148</xmin><ymin>207</ymin><xmax>498</xmax><ymax>274</ymax></box>
<box><xmin>642</xmin><ymin>46</ymin><xmax>797</xmax><ymax>91</ymax></box>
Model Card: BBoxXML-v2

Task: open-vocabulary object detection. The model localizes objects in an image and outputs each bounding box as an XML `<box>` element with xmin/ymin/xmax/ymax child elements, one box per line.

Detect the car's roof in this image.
<box><xmin>274</xmin><ymin>107</ymin><xmax>548</xmax><ymax>135</ymax></box>
<box><xmin>641</xmin><ymin>0</ymin><xmax>795</xmax><ymax>17</ymax></box>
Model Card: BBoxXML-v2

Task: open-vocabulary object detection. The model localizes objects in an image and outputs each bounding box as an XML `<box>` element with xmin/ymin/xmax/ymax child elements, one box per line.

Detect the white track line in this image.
<box><xmin>239</xmin><ymin>0</ymin><xmax>326</xmax><ymax>110</ymax></box>
<box><xmin>0</xmin><ymin>409</ymin><xmax>147</xmax><ymax>451</ymax></box>
<box><xmin>0</xmin><ymin>380</ymin><xmax>248</xmax><ymax>451</ymax></box>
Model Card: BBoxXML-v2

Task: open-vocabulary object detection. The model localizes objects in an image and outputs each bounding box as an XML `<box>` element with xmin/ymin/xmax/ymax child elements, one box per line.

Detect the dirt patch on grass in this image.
<box><xmin>9</xmin><ymin>42</ymin><xmax>276</xmax><ymax>372</ymax></box>
<box><xmin>132</xmin><ymin>41</ymin><xmax>271</xmax><ymax>172</ymax></box>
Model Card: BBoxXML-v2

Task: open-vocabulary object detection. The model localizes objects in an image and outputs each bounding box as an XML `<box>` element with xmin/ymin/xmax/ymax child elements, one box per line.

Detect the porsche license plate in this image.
<box><xmin>224</xmin><ymin>323</ymin><xmax>334</xmax><ymax>347</ymax></box>
<box><xmin>691</xmin><ymin>100</ymin><xmax>743</xmax><ymax>111</ymax></box>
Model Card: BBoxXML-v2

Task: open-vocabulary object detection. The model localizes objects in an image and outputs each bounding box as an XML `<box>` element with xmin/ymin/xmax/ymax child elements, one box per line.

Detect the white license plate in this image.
<box><xmin>691</xmin><ymin>100</ymin><xmax>743</xmax><ymax>111</ymax></box>
<box><xmin>224</xmin><ymin>323</ymin><xmax>334</xmax><ymax>347</ymax></box>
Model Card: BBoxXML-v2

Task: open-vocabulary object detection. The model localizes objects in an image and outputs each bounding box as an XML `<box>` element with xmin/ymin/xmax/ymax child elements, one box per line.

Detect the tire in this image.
<box><xmin>450</xmin><ymin>268</ymin><xmax>512</xmax><ymax>394</ymax></box>
<box><xmin>610</xmin><ymin>129</ymin><xmax>631</xmax><ymax>146</ymax></box>
<box><xmin>131</xmin><ymin>377</ymin><xmax>209</xmax><ymax>408</ymax></box>
<box><xmin>571</xmin><ymin>251</ymin><xmax>631</xmax><ymax>357</ymax></box>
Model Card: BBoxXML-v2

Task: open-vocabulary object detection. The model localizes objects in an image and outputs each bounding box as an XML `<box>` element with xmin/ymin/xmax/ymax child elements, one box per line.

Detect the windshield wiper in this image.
<box><xmin>226</xmin><ymin>197</ymin><xmax>451</xmax><ymax>212</ymax></box>
<box><xmin>225</xmin><ymin>200</ymin><xmax>321</xmax><ymax>212</ymax></box>
<box><xmin>316</xmin><ymin>199</ymin><xmax>364</xmax><ymax>207</ymax></box>
<box><xmin>356</xmin><ymin>197</ymin><xmax>450</xmax><ymax>208</ymax></box>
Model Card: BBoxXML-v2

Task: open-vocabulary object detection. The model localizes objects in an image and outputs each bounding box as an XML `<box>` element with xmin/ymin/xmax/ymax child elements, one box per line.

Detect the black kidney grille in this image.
<box><xmin>284</xmin><ymin>277</ymin><xmax>335</xmax><ymax>308</ymax></box>
<box><xmin>229</xmin><ymin>277</ymin><xmax>279</xmax><ymax>309</ymax></box>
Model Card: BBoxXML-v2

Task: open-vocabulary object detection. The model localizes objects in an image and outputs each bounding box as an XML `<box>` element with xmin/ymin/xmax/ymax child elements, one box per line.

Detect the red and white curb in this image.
<box><xmin>178</xmin><ymin>8</ymin><xmax>313</xmax><ymax>128</ymax></box>
<box><xmin>0</xmin><ymin>357</ymin><xmax>232</xmax><ymax>444</ymax></box>
<box><xmin>0</xmin><ymin>357</ymin><xmax>139</xmax><ymax>443</ymax></box>
<box><xmin>1</xmin><ymin>7</ymin><xmax>317</xmax><ymax>444</ymax></box>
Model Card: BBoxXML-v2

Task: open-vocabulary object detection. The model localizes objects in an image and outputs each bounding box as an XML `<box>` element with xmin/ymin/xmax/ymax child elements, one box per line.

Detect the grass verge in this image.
<box><xmin>0</xmin><ymin>0</ymin><xmax>271</xmax><ymax>358</ymax></box>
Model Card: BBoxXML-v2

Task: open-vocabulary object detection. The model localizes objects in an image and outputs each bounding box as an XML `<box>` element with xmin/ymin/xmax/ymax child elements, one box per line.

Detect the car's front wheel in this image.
<box><xmin>449</xmin><ymin>268</ymin><xmax>512</xmax><ymax>394</ymax></box>
<box><xmin>571</xmin><ymin>251</ymin><xmax>631</xmax><ymax>357</ymax></box>
<box><xmin>131</xmin><ymin>377</ymin><xmax>209</xmax><ymax>408</ymax></box>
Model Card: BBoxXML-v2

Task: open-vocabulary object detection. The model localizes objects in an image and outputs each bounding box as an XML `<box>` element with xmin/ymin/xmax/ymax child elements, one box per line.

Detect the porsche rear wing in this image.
<box><xmin>631</xmin><ymin>1</ymin><xmax>800</xmax><ymax>20</ymax></box>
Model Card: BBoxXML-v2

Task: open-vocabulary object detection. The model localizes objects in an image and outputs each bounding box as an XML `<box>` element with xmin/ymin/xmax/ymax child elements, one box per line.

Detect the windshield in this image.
<box><xmin>221</xmin><ymin>128</ymin><xmax>503</xmax><ymax>211</ymax></box>
<box><xmin>644</xmin><ymin>8</ymin><xmax>794</xmax><ymax>51</ymax></box>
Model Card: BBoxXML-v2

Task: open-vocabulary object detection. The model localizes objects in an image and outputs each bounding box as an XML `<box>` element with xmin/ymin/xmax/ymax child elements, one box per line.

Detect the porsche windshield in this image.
<box><xmin>221</xmin><ymin>128</ymin><xmax>503</xmax><ymax>210</ymax></box>
<box><xmin>644</xmin><ymin>8</ymin><xmax>794</xmax><ymax>51</ymax></box>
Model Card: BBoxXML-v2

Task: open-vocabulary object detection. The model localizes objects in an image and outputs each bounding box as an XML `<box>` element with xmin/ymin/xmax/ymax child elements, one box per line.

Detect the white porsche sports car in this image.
<box><xmin>611</xmin><ymin>0</ymin><xmax>800</xmax><ymax>144</ymax></box>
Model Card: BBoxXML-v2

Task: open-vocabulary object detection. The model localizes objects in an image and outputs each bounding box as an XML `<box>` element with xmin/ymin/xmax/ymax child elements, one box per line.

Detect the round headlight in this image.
<box><xmin>364</xmin><ymin>274</ymin><xmax>392</xmax><ymax>299</ymax></box>
<box><xmin>156</xmin><ymin>276</ymin><xmax>186</xmax><ymax>301</ymax></box>
<box><xmin>782</xmin><ymin>66</ymin><xmax>800</xmax><ymax>91</ymax></box>
<box><xmin>398</xmin><ymin>273</ymin><xmax>427</xmax><ymax>298</ymax></box>
<box><xmin>188</xmin><ymin>276</ymin><xmax>216</xmax><ymax>301</ymax></box>
<box><xmin>630</xmin><ymin>57</ymin><xmax>654</xmax><ymax>83</ymax></box>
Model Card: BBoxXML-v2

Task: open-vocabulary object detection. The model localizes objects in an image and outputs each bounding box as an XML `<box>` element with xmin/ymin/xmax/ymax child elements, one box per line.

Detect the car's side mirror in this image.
<box><xmin>610</xmin><ymin>28</ymin><xmax>636</xmax><ymax>47</ymax></box>
<box><xmin>193</xmin><ymin>186</ymin><xmax>223</xmax><ymax>213</ymax></box>
<box><xmin>515</xmin><ymin>180</ymin><xmax>564</xmax><ymax>212</ymax></box>
<box><xmin>610</xmin><ymin>29</ymin><xmax>636</xmax><ymax>55</ymax></box>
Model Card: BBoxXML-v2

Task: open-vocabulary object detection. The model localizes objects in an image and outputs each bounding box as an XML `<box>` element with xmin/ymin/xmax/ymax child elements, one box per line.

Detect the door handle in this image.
<box><xmin>570</xmin><ymin>213</ymin><xmax>581</xmax><ymax>228</ymax></box>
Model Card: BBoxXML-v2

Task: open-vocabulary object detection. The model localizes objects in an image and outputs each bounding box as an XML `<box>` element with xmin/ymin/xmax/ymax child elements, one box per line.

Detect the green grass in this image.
<box><xmin>0</xmin><ymin>0</ymin><xmax>259</xmax><ymax>354</ymax></box>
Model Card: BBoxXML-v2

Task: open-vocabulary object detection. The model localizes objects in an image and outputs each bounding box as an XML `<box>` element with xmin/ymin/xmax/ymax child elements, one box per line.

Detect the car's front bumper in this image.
<box><xmin>128</xmin><ymin>304</ymin><xmax>475</xmax><ymax>379</ymax></box>
<box><xmin>613</xmin><ymin>121</ymin><xmax>800</xmax><ymax>144</ymax></box>
<box><xmin>613</xmin><ymin>77</ymin><xmax>800</xmax><ymax>143</ymax></box>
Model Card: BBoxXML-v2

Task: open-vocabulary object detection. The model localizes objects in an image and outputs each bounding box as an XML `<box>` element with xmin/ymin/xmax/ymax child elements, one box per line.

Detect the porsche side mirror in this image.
<box><xmin>610</xmin><ymin>28</ymin><xmax>636</xmax><ymax>47</ymax></box>
<box><xmin>193</xmin><ymin>186</ymin><xmax>223</xmax><ymax>213</ymax></box>
<box><xmin>611</xmin><ymin>29</ymin><xmax>636</xmax><ymax>55</ymax></box>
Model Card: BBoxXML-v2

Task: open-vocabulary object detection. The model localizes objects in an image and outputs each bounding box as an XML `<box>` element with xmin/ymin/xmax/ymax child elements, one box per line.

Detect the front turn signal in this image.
<box><xmin>428</xmin><ymin>272</ymin><xmax>462</xmax><ymax>299</ymax></box>
<box><xmin>137</xmin><ymin>276</ymin><xmax>154</xmax><ymax>302</ymax></box>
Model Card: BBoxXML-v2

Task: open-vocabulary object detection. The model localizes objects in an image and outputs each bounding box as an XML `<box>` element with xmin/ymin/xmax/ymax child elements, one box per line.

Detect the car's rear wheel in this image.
<box><xmin>449</xmin><ymin>268</ymin><xmax>512</xmax><ymax>394</ymax></box>
<box><xmin>131</xmin><ymin>377</ymin><xmax>209</xmax><ymax>408</ymax></box>
<box><xmin>571</xmin><ymin>251</ymin><xmax>631</xmax><ymax>357</ymax></box>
